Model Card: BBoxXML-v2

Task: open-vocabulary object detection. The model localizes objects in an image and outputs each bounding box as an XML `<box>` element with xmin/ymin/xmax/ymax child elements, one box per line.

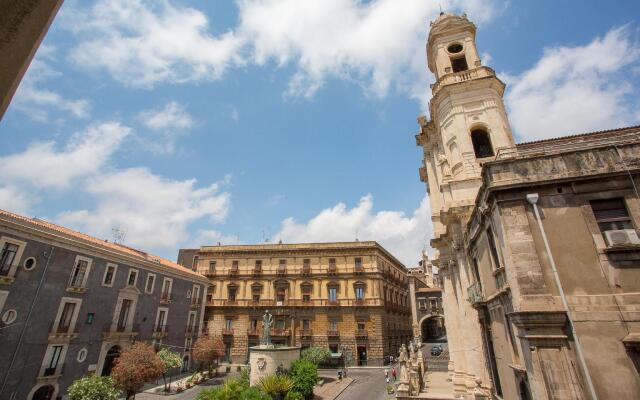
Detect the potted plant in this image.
<box><xmin>386</xmin><ymin>384</ymin><xmax>394</xmax><ymax>394</ymax></box>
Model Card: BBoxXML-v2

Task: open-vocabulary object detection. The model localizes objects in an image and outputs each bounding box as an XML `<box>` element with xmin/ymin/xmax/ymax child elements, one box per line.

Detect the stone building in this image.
<box><xmin>416</xmin><ymin>12</ymin><xmax>640</xmax><ymax>400</ymax></box>
<box><xmin>0</xmin><ymin>209</ymin><xmax>208</xmax><ymax>400</ymax></box>
<box><xmin>407</xmin><ymin>254</ymin><xmax>444</xmax><ymax>343</ymax></box>
<box><xmin>178</xmin><ymin>241</ymin><xmax>412</xmax><ymax>366</ymax></box>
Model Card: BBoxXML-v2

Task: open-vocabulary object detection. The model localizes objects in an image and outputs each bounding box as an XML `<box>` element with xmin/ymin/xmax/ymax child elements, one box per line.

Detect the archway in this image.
<box><xmin>101</xmin><ymin>345</ymin><xmax>121</xmax><ymax>376</ymax></box>
<box><xmin>182</xmin><ymin>355</ymin><xmax>190</xmax><ymax>373</ymax></box>
<box><xmin>420</xmin><ymin>315</ymin><xmax>446</xmax><ymax>342</ymax></box>
<box><xmin>32</xmin><ymin>385</ymin><xmax>54</xmax><ymax>400</ymax></box>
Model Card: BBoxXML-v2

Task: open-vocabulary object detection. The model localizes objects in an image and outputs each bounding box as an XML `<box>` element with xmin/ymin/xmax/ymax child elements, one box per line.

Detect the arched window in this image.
<box><xmin>471</xmin><ymin>129</ymin><xmax>494</xmax><ymax>158</ymax></box>
<box><xmin>353</xmin><ymin>281</ymin><xmax>366</xmax><ymax>301</ymax></box>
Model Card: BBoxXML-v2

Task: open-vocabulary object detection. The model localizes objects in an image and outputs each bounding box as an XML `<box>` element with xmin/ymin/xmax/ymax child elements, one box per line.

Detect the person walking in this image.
<box><xmin>391</xmin><ymin>367</ymin><xmax>397</xmax><ymax>381</ymax></box>
<box><xmin>384</xmin><ymin>368</ymin><xmax>389</xmax><ymax>379</ymax></box>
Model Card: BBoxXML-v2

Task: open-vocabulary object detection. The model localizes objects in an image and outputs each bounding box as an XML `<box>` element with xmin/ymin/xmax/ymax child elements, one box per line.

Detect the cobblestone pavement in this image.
<box><xmin>135</xmin><ymin>379</ymin><xmax>219</xmax><ymax>400</ymax></box>
<box><xmin>333</xmin><ymin>368</ymin><xmax>395</xmax><ymax>400</ymax></box>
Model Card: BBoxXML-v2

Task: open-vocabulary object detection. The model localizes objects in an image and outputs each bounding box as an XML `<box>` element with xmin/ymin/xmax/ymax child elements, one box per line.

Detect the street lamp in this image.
<box><xmin>340</xmin><ymin>345</ymin><xmax>348</xmax><ymax>376</ymax></box>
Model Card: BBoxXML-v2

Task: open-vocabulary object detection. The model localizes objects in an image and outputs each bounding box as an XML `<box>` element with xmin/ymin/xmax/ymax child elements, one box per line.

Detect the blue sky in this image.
<box><xmin>1</xmin><ymin>0</ymin><xmax>639</xmax><ymax>265</ymax></box>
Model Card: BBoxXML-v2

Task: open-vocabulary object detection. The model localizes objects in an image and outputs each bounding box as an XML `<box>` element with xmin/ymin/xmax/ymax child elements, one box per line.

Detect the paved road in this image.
<box><xmin>334</xmin><ymin>368</ymin><xmax>395</xmax><ymax>400</ymax></box>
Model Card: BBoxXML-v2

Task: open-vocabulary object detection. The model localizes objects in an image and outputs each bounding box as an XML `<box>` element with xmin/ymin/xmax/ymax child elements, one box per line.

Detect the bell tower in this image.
<box><xmin>415</xmin><ymin>13</ymin><xmax>515</xmax><ymax>396</ymax></box>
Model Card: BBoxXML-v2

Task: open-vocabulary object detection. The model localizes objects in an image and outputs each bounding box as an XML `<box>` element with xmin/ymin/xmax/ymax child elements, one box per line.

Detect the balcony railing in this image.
<box><xmin>222</xmin><ymin>328</ymin><xmax>234</xmax><ymax>336</ymax></box>
<box><xmin>154</xmin><ymin>324</ymin><xmax>169</xmax><ymax>333</ymax></box>
<box><xmin>160</xmin><ymin>293</ymin><xmax>172</xmax><ymax>304</ymax></box>
<box><xmin>247</xmin><ymin>329</ymin><xmax>260</xmax><ymax>336</ymax></box>
<box><xmin>190</xmin><ymin>298</ymin><xmax>201</xmax><ymax>308</ymax></box>
<box><xmin>430</xmin><ymin>66</ymin><xmax>496</xmax><ymax>95</ymax></box>
<box><xmin>355</xmin><ymin>329</ymin><xmax>368</xmax><ymax>339</ymax></box>
<box><xmin>207</xmin><ymin>298</ymin><xmax>384</xmax><ymax>307</ymax></box>
<box><xmin>272</xmin><ymin>328</ymin><xmax>290</xmax><ymax>336</ymax></box>
<box><xmin>229</xmin><ymin>268</ymin><xmax>239</xmax><ymax>276</ymax></box>
<box><xmin>252</xmin><ymin>268</ymin><xmax>262</xmax><ymax>276</ymax></box>
<box><xmin>277</xmin><ymin>267</ymin><xmax>287</xmax><ymax>276</ymax></box>
<box><xmin>299</xmin><ymin>329</ymin><xmax>313</xmax><ymax>337</ymax></box>
<box><xmin>328</xmin><ymin>266</ymin><xmax>337</xmax><ymax>275</ymax></box>
<box><xmin>327</xmin><ymin>330</ymin><xmax>339</xmax><ymax>338</ymax></box>
<box><xmin>204</xmin><ymin>270</ymin><xmax>216</xmax><ymax>277</ymax></box>
<box><xmin>354</xmin><ymin>265</ymin><xmax>364</xmax><ymax>274</ymax></box>
<box><xmin>467</xmin><ymin>282</ymin><xmax>484</xmax><ymax>306</ymax></box>
<box><xmin>302</xmin><ymin>266</ymin><xmax>311</xmax><ymax>275</ymax></box>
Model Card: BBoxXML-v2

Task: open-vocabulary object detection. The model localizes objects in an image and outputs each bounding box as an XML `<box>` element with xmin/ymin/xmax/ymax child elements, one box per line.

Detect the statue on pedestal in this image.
<box><xmin>261</xmin><ymin>310</ymin><xmax>273</xmax><ymax>347</ymax></box>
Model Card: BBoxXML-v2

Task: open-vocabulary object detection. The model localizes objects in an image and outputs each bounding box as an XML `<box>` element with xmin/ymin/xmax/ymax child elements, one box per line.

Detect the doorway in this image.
<box><xmin>32</xmin><ymin>385</ymin><xmax>54</xmax><ymax>400</ymax></box>
<box><xmin>357</xmin><ymin>345</ymin><xmax>367</xmax><ymax>366</ymax></box>
<box><xmin>101</xmin><ymin>345</ymin><xmax>121</xmax><ymax>376</ymax></box>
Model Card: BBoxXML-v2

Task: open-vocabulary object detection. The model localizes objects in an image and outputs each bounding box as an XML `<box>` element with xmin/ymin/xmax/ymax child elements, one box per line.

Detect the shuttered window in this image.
<box><xmin>590</xmin><ymin>198</ymin><xmax>633</xmax><ymax>233</ymax></box>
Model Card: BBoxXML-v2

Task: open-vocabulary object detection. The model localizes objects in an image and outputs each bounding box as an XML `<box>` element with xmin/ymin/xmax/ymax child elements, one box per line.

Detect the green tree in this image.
<box><xmin>192</xmin><ymin>336</ymin><xmax>226</xmax><ymax>375</ymax></box>
<box><xmin>157</xmin><ymin>348</ymin><xmax>183</xmax><ymax>392</ymax></box>
<box><xmin>289</xmin><ymin>359</ymin><xmax>318</xmax><ymax>399</ymax></box>
<box><xmin>300</xmin><ymin>347</ymin><xmax>331</xmax><ymax>366</ymax></box>
<box><xmin>67</xmin><ymin>375</ymin><xmax>121</xmax><ymax>400</ymax></box>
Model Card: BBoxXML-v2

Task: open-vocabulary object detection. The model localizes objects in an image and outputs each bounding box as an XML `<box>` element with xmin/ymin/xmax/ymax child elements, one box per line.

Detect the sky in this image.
<box><xmin>1</xmin><ymin>0</ymin><xmax>639</xmax><ymax>266</ymax></box>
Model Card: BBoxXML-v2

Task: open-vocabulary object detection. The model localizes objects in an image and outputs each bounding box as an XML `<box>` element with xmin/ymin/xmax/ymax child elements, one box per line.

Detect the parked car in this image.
<box><xmin>430</xmin><ymin>345</ymin><xmax>443</xmax><ymax>356</ymax></box>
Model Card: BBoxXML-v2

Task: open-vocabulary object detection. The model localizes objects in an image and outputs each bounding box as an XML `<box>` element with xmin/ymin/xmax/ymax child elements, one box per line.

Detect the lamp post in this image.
<box><xmin>340</xmin><ymin>345</ymin><xmax>348</xmax><ymax>375</ymax></box>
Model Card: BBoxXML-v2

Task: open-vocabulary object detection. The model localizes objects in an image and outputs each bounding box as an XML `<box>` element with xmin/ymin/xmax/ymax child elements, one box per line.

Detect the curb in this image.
<box><xmin>330</xmin><ymin>377</ymin><xmax>356</xmax><ymax>400</ymax></box>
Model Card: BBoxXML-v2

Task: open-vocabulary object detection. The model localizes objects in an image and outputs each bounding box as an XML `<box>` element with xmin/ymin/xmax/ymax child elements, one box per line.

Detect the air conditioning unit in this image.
<box><xmin>604</xmin><ymin>229</ymin><xmax>640</xmax><ymax>247</ymax></box>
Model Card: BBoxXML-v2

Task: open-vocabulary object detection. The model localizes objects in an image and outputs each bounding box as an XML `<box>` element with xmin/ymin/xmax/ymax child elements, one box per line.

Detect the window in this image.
<box><xmin>301</xmin><ymin>283</ymin><xmax>312</xmax><ymax>302</ymax></box>
<box><xmin>44</xmin><ymin>345</ymin><xmax>63</xmax><ymax>376</ymax></box>
<box><xmin>251</xmin><ymin>319</ymin><xmax>258</xmax><ymax>330</ymax></box>
<box><xmin>328</xmin><ymin>286</ymin><xmax>338</xmax><ymax>302</ymax></box>
<box><xmin>303</xmin><ymin>259</ymin><xmax>311</xmax><ymax>274</ymax></box>
<box><xmin>161</xmin><ymin>278</ymin><xmax>173</xmax><ymax>301</ymax></box>
<box><xmin>208</xmin><ymin>261</ymin><xmax>216</xmax><ymax>273</ymax></box>
<box><xmin>357</xmin><ymin>322</ymin><xmax>365</xmax><ymax>331</ymax></box>
<box><xmin>156</xmin><ymin>309</ymin><xmax>167</xmax><ymax>331</ymax></box>
<box><xmin>127</xmin><ymin>269</ymin><xmax>138</xmax><ymax>286</ymax></box>
<box><xmin>185</xmin><ymin>337</ymin><xmax>193</xmax><ymax>351</ymax></box>
<box><xmin>0</xmin><ymin>243</ymin><xmax>19</xmax><ymax>276</ymax></box>
<box><xmin>276</xmin><ymin>288</ymin><xmax>286</xmax><ymax>302</ymax></box>
<box><xmin>102</xmin><ymin>264</ymin><xmax>117</xmax><ymax>287</ymax></box>
<box><xmin>252</xmin><ymin>284</ymin><xmax>262</xmax><ymax>302</ymax></box>
<box><xmin>192</xmin><ymin>285</ymin><xmax>200</xmax><ymax>304</ymax></box>
<box><xmin>86</xmin><ymin>313</ymin><xmax>94</xmax><ymax>324</ymax></box>
<box><xmin>117</xmin><ymin>299</ymin><xmax>132</xmax><ymax>331</ymax></box>
<box><xmin>232</xmin><ymin>260</ymin><xmax>239</xmax><ymax>271</ymax></box>
<box><xmin>23</xmin><ymin>257</ymin><xmax>36</xmax><ymax>271</ymax></box>
<box><xmin>77</xmin><ymin>348</ymin><xmax>87</xmax><ymax>363</ymax></box>
<box><xmin>590</xmin><ymin>198</ymin><xmax>633</xmax><ymax>233</ymax></box>
<box><xmin>302</xmin><ymin>319</ymin><xmax>310</xmax><ymax>330</ymax></box>
<box><xmin>328</xmin><ymin>258</ymin><xmax>336</xmax><ymax>273</ymax></box>
<box><xmin>471</xmin><ymin>129</ymin><xmax>494</xmax><ymax>158</ymax></box>
<box><xmin>355</xmin><ymin>286</ymin><xmax>365</xmax><ymax>300</ymax></box>
<box><xmin>329</xmin><ymin>320</ymin><xmax>338</xmax><ymax>331</ymax></box>
<box><xmin>275</xmin><ymin>319</ymin><xmax>285</xmax><ymax>330</ymax></box>
<box><xmin>1</xmin><ymin>309</ymin><xmax>17</xmax><ymax>324</ymax></box>
<box><xmin>447</xmin><ymin>43</ymin><xmax>463</xmax><ymax>53</ymax></box>
<box><xmin>355</xmin><ymin>258</ymin><xmax>362</xmax><ymax>271</ymax></box>
<box><xmin>228</xmin><ymin>286</ymin><xmax>237</xmax><ymax>301</ymax></box>
<box><xmin>145</xmin><ymin>273</ymin><xmax>156</xmax><ymax>294</ymax></box>
<box><xmin>254</xmin><ymin>260</ymin><xmax>262</xmax><ymax>272</ymax></box>
<box><xmin>451</xmin><ymin>56</ymin><xmax>468</xmax><ymax>72</ymax></box>
<box><xmin>69</xmin><ymin>259</ymin><xmax>89</xmax><ymax>288</ymax></box>
<box><xmin>278</xmin><ymin>259</ymin><xmax>286</xmax><ymax>274</ymax></box>
<box><xmin>486</xmin><ymin>227</ymin><xmax>502</xmax><ymax>269</ymax></box>
<box><xmin>57</xmin><ymin>302</ymin><xmax>76</xmax><ymax>333</ymax></box>
<box><xmin>225</xmin><ymin>319</ymin><xmax>233</xmax><ymax>330</ymax></box>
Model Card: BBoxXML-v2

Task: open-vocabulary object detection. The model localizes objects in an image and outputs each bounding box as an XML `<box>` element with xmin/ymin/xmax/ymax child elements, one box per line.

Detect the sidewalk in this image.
<box><xmin>314</xmin><ymin>375</ymin><xmax>354</xmax><ymax>400</ymax></box>
<box><xmin>422</xmin><ymin>371</ymin><xmax>455</xmax><ymax>400</ymax></box>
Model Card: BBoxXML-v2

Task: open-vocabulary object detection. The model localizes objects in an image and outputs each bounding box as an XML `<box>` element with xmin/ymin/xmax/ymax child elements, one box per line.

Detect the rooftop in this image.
<box><xmin>0</xmin><ymin>209</ymin><xmax>207</xmax><ymax>281</ymax></box>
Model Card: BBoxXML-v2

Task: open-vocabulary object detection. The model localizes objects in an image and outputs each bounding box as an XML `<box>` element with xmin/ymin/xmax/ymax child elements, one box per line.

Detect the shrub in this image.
<box><xmin>289</xmin><ymin>360</ymin><xmax>318</xmax><ymax>399</ymax></box>
<box><xmin>192</xmin><ymin>336</ymin><xmax>225</xmax><ymax>374</ymax></box>
<box><xmin>197</xmin><ymin>377</ymin><xmax>270</xmax><ymax>400</ymax></box>
<box><xmin>258</xmin><ymin>374</ymin><xmax>294</xmax><ymax>398</ymax></box>
<box><xmin>300</xmin><ymin>347</ymin><xmax>331</xmax><ymax>366</ymax></box>
<box><xmin>284</xmin><ymin>391</ymin><xmax>305</xmax><ymax>400</ymax></box>
<box><xmin>67</xmin><ymin>375</ymin><xmax>121</xmax><ymax>400</ymax></box>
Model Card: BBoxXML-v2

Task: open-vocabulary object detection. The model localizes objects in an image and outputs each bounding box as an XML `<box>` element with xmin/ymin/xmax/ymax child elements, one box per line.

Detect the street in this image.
<box><xmin>334</xmin><ymin>368</ymin><xmax>396</xmax><ymax>400</ymax></box>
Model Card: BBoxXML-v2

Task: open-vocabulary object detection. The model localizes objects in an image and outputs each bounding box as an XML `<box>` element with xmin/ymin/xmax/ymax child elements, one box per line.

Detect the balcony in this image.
<box><xmin>190</xmin><ymin>298</ymin><xmax>201</xmax><ymax>309</ymax></box>
<box><xmin>48</xmin><ymin>322</ymin><xmax>77</xmax><ymax>341</ymax></box>
<box><xmin>152</xmin><ymin>324</ymin><xmax>169</xmax><ymax>339</ymax></box>
<box><xmin>302</xmin><ymin>265</ymin><xmax>311</xmax><ymax>275</ymax></box>
<box><xmin>204</xmin><ymin>270</ymin><xmax>216</xmax><ymax>278</ymax></box>
<box><xmin>224</xmin><ymin>299</ymin><xmax>238</xmax><ymax>306</ymax></box>
<box><xmin>222</xmin><ymin>328</ymin><xmax>234</xmax><ymax>336</ymax></box>
<box><xmin>327</xmin><ymin>300</ymin><xmax>339</xmax><ymax>307</ymax></box>
<box><xmin>299</xmin><ymin>329</ymin><xmax>313</xmax><ymax>338</ymax></box>
<box><xmin>277</xmin><ymin>267</ymin><xmax>287</xmax><ymax>276</ymax></box>
<box><xmin>160</xmin><ymin>293</ymin><xmax>172</xmax><ymax>305</ymax></box>
<box><xmin>272</xmin><ymin>328</ymin><xmax>290</xmax><ymax>337</ymax></box>
<box><xmin>327</xmin><ymin>330</ymin><xmax>340</xmax><ymax>338</ymax></box>
<box><xmin>247</xmin><ymin>329</ymin><xmax>260</xmax><ymax>336</ymax></box>
<box><xmin>229</xmin><ymin>268</ymin><xmax>239</xmax><ymax>277</ymax></box>
<box><xmin>102</xmin><ymin>323</ymin><xmax>139</xmax><ymax>340</ymax></box>
<box><xmin>355</xmin><ymin>329</ymin><xmax>368</xmax><ymax>339</ymax></box>
<box><xmin>252</xmin><ymin>268</ymin><xmax>262</xmax><ymax>277</ymax></box>
<box><xmin>430</xmin><ymin>66</ymin><xmax>496</xmax><ymax>96</ymax></box>
<box><xmin>354</xmin><ymin>266</ymin><xmax>364</xmax><ymax>274</ymax></box>
<box><xmin>66</xmin><ymin>283</ymin><xmax>87</xmax><ymax>294</ymax></box>
<box><xmin>354</xmin><ymin>298</ymin><xmax>365</xmax><ymax>307</ymax></box>
<box><xmin>327</xmin><ymin>266</ymin><xmax>337</xmax><ymax>275</ymax></box>
<box><xmin>467</xmin><ymin>282</ymin><xmax>484</xmax><ymax>307</ymax></box>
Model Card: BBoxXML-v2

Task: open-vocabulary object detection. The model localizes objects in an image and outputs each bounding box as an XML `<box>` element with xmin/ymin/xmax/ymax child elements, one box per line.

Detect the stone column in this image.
<box><xmin>408</xmin><ymin>277</ymin><xmax>420</xmax><ymax>341</ymax></box>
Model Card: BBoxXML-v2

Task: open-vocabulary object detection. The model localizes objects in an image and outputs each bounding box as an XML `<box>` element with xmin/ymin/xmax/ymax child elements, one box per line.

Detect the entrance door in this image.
<box><xmin>101</xmin><ymin>345</ymin><xmax>121</xmax><ymax>376</ymax></box>
<box><xmin>357</xmin><ymin>345</ymin><xmax>367</xmax><ymax>366</ymax></box>
<box><xmin>32</xmin><ymin>385</ymin><xmax>54</xmax><ymax>400</ymax></box>
<box><xmin>182</xmin><ymin>355</ymin><xmax>190</xmax><ymax>373</ymax></box>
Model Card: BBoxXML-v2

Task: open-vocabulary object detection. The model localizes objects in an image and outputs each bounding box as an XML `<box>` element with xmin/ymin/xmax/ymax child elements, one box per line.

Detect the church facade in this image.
<box><xmin>417</xmin><ymin>13</ymin><xmax>640</xmax><ymax>400</ymax></box>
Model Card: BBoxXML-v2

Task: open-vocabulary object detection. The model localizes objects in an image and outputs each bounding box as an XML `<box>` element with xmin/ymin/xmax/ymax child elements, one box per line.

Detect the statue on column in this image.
<box><xmin>398</xmin><ymin>344</ymin><xmax>410</xmax><ymax>383</ymax></box>
<box><xmin>437</xmin><ymin>153</ymin><xmax>452</xmax><ymax>177</ymax></box>
<box><xmin>261</xmin><ymin>310</ymin><xmax>273</xmax><ymax>347</ymax></box>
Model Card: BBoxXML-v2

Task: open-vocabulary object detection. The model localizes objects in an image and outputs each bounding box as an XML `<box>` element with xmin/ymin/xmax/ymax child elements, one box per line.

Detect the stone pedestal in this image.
<box><xmin>248</xmin><ymin>346</ymin><xmax>301</xmax><ymax>386</ymax></box>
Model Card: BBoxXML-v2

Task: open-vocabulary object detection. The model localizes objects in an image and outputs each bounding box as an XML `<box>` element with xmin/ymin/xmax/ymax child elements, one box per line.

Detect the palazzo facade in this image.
<box><xmin>178</xmin><ymin>241</ymin><xmax>412</xmax><ymax>366</ymax></box>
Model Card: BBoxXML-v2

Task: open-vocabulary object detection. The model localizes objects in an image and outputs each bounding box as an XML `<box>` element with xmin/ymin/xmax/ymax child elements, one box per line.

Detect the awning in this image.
<box><xmin>330</xmin><ymin>352</ymin><xmax>343</xmax><ymax>358</ymax></box>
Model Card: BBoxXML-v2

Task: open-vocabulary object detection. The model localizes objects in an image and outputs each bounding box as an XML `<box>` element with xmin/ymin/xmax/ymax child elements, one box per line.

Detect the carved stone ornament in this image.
<box><xmin>257</xmin><ymin>357</ymin><xmax>267</xmax><ymax>370</ymax></box>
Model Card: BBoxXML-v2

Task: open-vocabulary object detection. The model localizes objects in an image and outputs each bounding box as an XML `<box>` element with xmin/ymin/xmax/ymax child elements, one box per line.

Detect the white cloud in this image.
<box><xmin>57</xmin><ymin>168</ymin><xmax>231</xmax><ymax>250</ymax></box>
<box><xmin>275</xmin><ymin>194</ymin><xmax>431</xmax><ymax>266</ymax></box>
<box><xmin>0</xmin><ymin>185</ymin><xmax>38</xmax><ymax>215</ymax></box>
<box><xmin>192</xmin><ymin>229</ymin><xmax>241</xmax><ymax>247</ymax></box>
<box><xmin>505</xmin><ymin>25</ymin><xmax>640</xmax><ymax>141</ymax></box>
<box><xmin>13</xmin><ymin>47</ymin><xmax>91</xmax><ymax>121</ymax></box>
<box><xmin>66</xmin><ymin>0</ymin><xmax>243</xmax><ymax>88</ymax></box>
<box><xmin>64</xmin><ymin>0</ymin><xmax>502</xmax><ymax>103</ymax></box>
<box><xmin>0</xmin><ymin>122</ymin><xmax>130</xmax><ymax>189</ymax></box>
<box><xmin>138</xmin><ymin>101</ymin><xmax>195</xmax><ymax>130</ymax></box>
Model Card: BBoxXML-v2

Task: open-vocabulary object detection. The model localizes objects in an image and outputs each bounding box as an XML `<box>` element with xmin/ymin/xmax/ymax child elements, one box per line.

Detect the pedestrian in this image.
<box><xmin>384</xmin><ymin>368</ymin><xmax>389</xmax><ymax>379</ymax></box>
<box><xmin>338</xmin><ymin>370</ymin><xmax>342</xmax><ymax>380</ymax></box>
<box><xmin>386</xmin><ymin>376</ymin><xmax>390</xmax><ymax>385</ymax></box>
<box><xmin>390</xmin><ymin>355</ymin><xmax>394</xmax><ymax>364</ymax></box>
<box><xmin>391</xmin><ymin>367</ymin><xmax>397</xmax><ymax>381</ymax></box>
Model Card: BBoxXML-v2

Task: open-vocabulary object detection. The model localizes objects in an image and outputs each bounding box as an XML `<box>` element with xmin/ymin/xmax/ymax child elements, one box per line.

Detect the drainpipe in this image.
<box><xmin>526</xmin><ymin>193</ymin><xmax>598</xmax><ymax>400</ymax></box>
<box><xmin>1</xmin><ymin>246</ymin><xmax>54</xmax><ymax>396</ymax></box>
